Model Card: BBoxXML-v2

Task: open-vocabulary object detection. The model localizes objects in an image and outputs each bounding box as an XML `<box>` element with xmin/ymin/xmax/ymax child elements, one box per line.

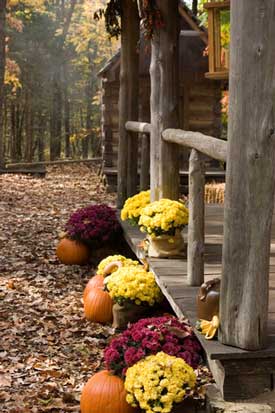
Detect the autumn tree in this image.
<box><xmin>0</xmin><ymin>0</ymin><xmax>7</xmax><ymax>167</ymax></box>
<box><xmin>1</xmin><ymin>0</ymin><xmax>118</xmax><ymax>163</ymax></box>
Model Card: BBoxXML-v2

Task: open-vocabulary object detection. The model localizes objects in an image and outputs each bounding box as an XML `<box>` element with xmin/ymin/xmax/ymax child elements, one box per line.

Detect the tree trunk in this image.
<box><xmin>63</xmin><ymin>64</ymin><xmax>71</xmax><ymax>158</ymax></box>
<box><xmin>192</xmin><ymin>0</ymin><xmax>198</xmax><ymax>16</ymax></box>
<box><xmin>82</xmin><ymin>101</ymin><xmax>89</xmax><ymax>159</ymax></box>
<box><xmin>50</xmin><ymin>74</ymin><xmax>62</xmax><ymax>160</ymax></box>
<box><xmin>25</xmin><ymin>89</ymin><xmax>34</xmax><ymax>162</ymax></box>
<box><xmin>37</xmin><ymin>111</ymin><xmax>45</xmax><ymax>162</ymax></box>
<box><xmin>0</xmin><ymin>0</ymin><xmax>7</xmax><ymax>167</ymax></box>
<box><xmin>150</xmin><ymin>0</ymin><xmax>180</xmax><ymax>201</ymax></box>
<box><xmin>85</xmin><ymin>53</ymin><xmax>95</xmax><ymax>158</ymax></box>
<box><xmin>11</xmin><ymin>100</ymin><xmax>23</xmax><ymax>162</ymax></box>
<box><xmin>117</xmin><ymin>0</ymin><xmax>140</xmax><ymax>208</ymax></box>
<box><xmin>220</xmin><ymin>0</ymin><xmax>275</xmax><ymax>350</ymax></box>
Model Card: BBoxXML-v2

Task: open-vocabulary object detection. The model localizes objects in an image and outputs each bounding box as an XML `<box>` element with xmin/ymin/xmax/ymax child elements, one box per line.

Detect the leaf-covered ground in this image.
<box><xmin>0</xmin><ymin>165</ymin><xmax>116</xmax><ymax>413</ymax></box>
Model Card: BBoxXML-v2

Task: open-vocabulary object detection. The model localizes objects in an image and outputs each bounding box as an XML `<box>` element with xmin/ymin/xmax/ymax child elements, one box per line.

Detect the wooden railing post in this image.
<box><xmin>187</xmin><ymin>149</ymin><xmax>205</xmax><ymax>286</ymax></box>
<box><xmin>140</xmin><ymin>134</ymin><xmax>150</xmax><ymax>190</ymax></box>
<box><xmin>220</xmin><ymin>0</ymin><xmax>275</xmax><ymax>350</ymax></box>
<box><xmin>117</xmin><ymin>0</ymin><xmax>139</xmax><ymax>208</ymax></box>
<box><xmin>150</xmin><ymin>0</ymin><xmax>180</xmax><ymax>201</ymax></box>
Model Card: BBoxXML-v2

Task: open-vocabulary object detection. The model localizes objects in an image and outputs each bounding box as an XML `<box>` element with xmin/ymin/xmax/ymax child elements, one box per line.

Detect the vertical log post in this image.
<box><xmin>150</xmin><ymin>0</ymin><xmax>180</xmax><ymax>201</ymax></box>
<box><xmin>140</xmin><ymin>134</ymin><xmax>150</xmax><ymax>190</ymax></box>
<box><xmin>187</xmin><ymin>149</ymin><xmax>205</xmax><ymax>286</ymax></box>
<box><xmin>220</xmin><ymin>0</ymin><xmax>275</xmax><ymax>350</ymax></box>
<box><xmin>140</xmin><ymin>95</ymin><xmax>150</xmax><ymax>190</ymax></box>
<box><xmin>117</xmin><ymin>0</ymin><xmax>140</xmax><ymax>207</ymax></box>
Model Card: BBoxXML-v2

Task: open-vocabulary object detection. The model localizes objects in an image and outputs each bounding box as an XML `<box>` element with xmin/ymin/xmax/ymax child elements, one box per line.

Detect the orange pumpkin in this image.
<box><xmin>84</xmin><ymin>288</ymin><xmax>113</xmax><ymax>323</ymax></box>
<box><xmin>80</xmin><ymin>370</ymin><xmax>137</xmax><ymax>413</ymax></box>
<box><xmin>56</xmin><ymin>238</ymin><xmax>90</xmax><ymax>265</ymax></box>
<box><xmin>83</xmin><ymin>275</ymin><xmax>104</xmax><ymax>301</ymax></box>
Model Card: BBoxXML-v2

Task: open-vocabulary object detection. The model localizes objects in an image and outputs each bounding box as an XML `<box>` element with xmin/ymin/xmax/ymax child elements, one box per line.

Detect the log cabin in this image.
<box><xmin>98</xmin><ymin>2</ymin><xmax>225</xmax><ymax>192</ymax></box>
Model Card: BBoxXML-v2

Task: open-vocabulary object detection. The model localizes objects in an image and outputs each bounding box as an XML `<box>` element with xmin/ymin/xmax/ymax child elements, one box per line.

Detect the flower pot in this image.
<box><xmin>56</xmin><ymin>237</ymin><xmax>90</xmax><ymax>265</ymax></box>
<box><xmin>171</xmin><ymin>398</ymin><xmax>200</xmax><ymax>412</ymax></box>
<box><xmin>112</xmin><ymin>302</ymin><xmax>149</xmax><ymax>330</ymax></box>
<box><xmin>147</xmin><ymin>230</ymin><xmax>185</xmax><ymax>258</ymax></box>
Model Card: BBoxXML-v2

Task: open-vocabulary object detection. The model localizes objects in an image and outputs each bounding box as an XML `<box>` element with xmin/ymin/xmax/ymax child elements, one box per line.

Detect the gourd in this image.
<box><xmin>80</xmin><ymin>370</ymin><xmax>137</xmax><ymax>413</ymax></box>
<box><xmin>84</xmin><ymin>288</ymin><xmax>113</xmax><ymax>324</ymax></box>
<box><xmin>56</xmin><ymin>238</ymin><xmax>89</xmax><ymax>265</ymax></box>
<box><xmin>83</xmin><ymin>275</ymin><xmax>104</xmax><ymax>301</ymax></box>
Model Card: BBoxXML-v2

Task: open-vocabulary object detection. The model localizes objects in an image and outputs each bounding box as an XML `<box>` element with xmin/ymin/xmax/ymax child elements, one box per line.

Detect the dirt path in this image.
<box><xmin>0</xmin><ymin>165</ymin><xmax>115</xmax><ymax>413</ymax></box>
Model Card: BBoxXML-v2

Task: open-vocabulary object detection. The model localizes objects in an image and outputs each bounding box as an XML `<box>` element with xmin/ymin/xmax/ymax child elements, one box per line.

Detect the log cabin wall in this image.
<box><xmin>99</xmin><ymin>21</ymin><xmax>222</xmax><ymax>173</ymax></box>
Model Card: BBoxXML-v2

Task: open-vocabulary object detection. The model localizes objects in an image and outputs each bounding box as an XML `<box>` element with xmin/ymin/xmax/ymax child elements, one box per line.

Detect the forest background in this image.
<box><xmin>0</xmin><ymin>0</ymin><xmax>224</xmax><ymax>166</ymax></box>
<box><xmin>0</xmin><ymin>0</ymin><xmax>118</xmax><ymax>165</ymax></box>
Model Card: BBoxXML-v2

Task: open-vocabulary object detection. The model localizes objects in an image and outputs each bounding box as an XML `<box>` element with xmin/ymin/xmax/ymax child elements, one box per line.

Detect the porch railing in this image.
<box><xmin>125</xmin><ymin>120</ymin><xmax>227</xmax><ymax>287</ymax></box>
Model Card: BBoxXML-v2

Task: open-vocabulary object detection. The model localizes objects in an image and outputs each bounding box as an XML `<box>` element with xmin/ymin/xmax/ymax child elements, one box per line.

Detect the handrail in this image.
<box><xmin>162</xmin><ymin>129</ymin><xmax>227</xmax><ymax>162</ymax></box>
<box><xmin>125</xmin><ymin>120</ymin><xmax>227</xmax><ymax>286</ymax></box>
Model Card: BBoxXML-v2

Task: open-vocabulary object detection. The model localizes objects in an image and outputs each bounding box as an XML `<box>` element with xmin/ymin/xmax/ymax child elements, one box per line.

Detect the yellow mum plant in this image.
<box><xmin>125</xmin><ymin>352</ymin><xmax>196</xmax><ymax>413</ymax></box>
<box><xmin>121</xmin><ymin>190</ymin><xmax>150</xmax><ymax>225</ymax></box>
<box><xmin>139</xmin><ymin>199</ymin><xmax>189</xmax><ymax>239</ymax></box>
<box><xmin>104</xmin><ymin>266</ymin><xmax>162</xmax><ymax>306</ymax></box>
<box><xmin>97</xmin><ymin>255</ymin><xmax>139</xmax><ymax>276</ymax></box>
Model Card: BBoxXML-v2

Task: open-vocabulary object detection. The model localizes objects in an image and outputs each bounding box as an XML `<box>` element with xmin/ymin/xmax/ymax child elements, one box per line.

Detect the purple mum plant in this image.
<box><xmin>104</xmin><ymin>315</ymin><xmax>203</xmax><ymax>377</ymax></box>
<box><xmin>65</xmin><ymin>204</ymin><xmax>121</xmax><ymax>247</ymax></box>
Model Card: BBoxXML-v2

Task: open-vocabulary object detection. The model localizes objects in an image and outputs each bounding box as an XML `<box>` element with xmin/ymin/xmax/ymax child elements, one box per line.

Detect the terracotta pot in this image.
<box><xmin>147</xmin><ymin>229</ymin><xmax>185</xmax><ymax>258</ymax></box>
<box><xmin>196</xmin><ymin>278</ymin><xmax>220</xmax><ymax>321</ymax></box>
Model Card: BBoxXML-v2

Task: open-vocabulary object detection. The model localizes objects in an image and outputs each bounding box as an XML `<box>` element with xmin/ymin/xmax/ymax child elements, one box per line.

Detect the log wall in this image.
<box><xmin>101</xmin><ymin>75</ymin><xmax>221</xmax><ymax>170</ymax></box>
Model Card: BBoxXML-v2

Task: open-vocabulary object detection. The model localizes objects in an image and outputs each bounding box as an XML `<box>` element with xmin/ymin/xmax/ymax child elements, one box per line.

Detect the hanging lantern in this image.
<box><xmin>204</xmin><ymin>1</ymin><xmax>230</xmax><ymax>80</ymax></box>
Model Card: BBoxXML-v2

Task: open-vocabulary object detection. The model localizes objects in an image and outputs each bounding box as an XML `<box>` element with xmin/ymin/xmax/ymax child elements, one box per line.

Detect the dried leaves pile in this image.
<box><xmin>0</xmin><ymin>165</ymin><xmax>213</xmax><ymax>413</ymax></box>
<box><xmin>0</xmin><ymin>165</ymin><xmax>115</xmax><ymax>413</ymax></box>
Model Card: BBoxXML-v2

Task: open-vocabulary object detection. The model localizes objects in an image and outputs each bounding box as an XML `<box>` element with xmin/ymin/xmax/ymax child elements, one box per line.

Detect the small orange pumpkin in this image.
<box><xmin>80</xmin><ymin>370</ymin><xmax>137</xmax><ymax>413</ymax></box>
<box><xmin>83</xmin><ymin>275</ymin><xmax>104</xmax><ymax>301</ymax></box>
<box><xmin>84</xmin><ymin>288</ymin><xmax>113</xmax><ymax>323</ymax></box>
<box><xmin>56</xmin><ymin>238</ymin><xmax>90</xmax><ymax>265</ymax></box>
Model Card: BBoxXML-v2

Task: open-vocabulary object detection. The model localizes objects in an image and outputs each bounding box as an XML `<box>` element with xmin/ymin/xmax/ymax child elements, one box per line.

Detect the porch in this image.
<box><xmin>120</xmin><ymin>204</ymin><xmax>275</xmax><ymax>401</ymax></box>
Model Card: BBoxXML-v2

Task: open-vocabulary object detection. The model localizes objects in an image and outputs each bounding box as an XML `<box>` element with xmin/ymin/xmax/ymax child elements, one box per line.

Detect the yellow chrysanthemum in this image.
<box><xmin>139</xmin><ymin>199</ymin><xmax>189</xmax><ymax>238</ymax></box>
<box><xmin>121</xmin><ymin>190</ymin><xmax>150</xmax><ymax>224</ymax></box>
<box><xmin>125</xmin><ymin>352</ymin><xmax>196</xmax><ymax>413</ymax></box>
<box><xmin>104</xmin><ymin>266</ymin><xmax>162</xmax><ymax>306</ymax></box>
<box><xmin>97</xmin><ymin>255</ymin><xmax>139</xmax><ymax>276</ymax></box>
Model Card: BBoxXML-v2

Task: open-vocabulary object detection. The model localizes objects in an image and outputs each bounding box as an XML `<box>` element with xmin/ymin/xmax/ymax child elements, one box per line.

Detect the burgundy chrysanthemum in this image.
<box><xmin>65</xmin><ymin>204</ymin><xmax>121</xmax><ymax>246</ymax></box>
<box><xmin>104</xmin><ymin>315</ymin><xmax>202</xmax><ymax>377</ymax></box>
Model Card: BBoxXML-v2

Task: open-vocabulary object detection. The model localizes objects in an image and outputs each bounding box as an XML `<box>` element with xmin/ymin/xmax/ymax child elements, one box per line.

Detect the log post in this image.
<box><xmin>220</xmin><ymin>0</ymin><xmax>275</xmax><ymax>350</ymax></box>
<box><xmin>150</xmin><ymin>0</ymin><xmax>180</xmax><ymax>201</ymax></box>
<box><xmin>140</xmin><ymin>133</ymin><xmax>150</xmax><ymax>190</ymax></box>
<box><xmin>187</xmin><ymin>149</ymin><xmax>205</xmax><ymax>286</ymax></box>
<box><xmin>140</xmin><ymin>99</ymin><xmax>150</xmax><ymax>190</ymax></box>
<box><xmin>117</xmin><ymin>0</ymin><xmax>140</xmax><ymax>207</ymax></box>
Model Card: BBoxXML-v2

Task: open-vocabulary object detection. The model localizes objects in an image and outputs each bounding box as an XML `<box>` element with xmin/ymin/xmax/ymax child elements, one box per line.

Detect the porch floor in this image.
<box><xmin>120</xmin><ymin>204</ymin><xmax>275</xmax><ymax>401</ymax></box>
